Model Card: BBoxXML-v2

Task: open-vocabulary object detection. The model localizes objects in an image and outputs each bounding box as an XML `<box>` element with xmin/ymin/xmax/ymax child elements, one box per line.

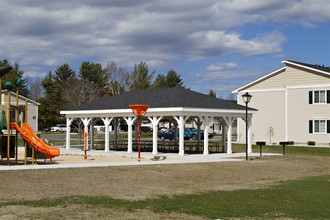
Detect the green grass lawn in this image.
<box><xmin>232</xmin><ymin>143</ymin><xmax>330</xmax><ymax>157</ymax></box>
<box><xmin>9</xmin><ymin>133</ymin><xmax>330</xmax><ymax>219</ymax></box>
<box><xmin>3</xmin><ymin>175</ymin><xmax>330</xmax><ymax>219</ymax></box>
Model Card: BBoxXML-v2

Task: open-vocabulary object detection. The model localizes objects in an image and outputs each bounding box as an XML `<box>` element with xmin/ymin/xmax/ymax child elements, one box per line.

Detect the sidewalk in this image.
<box><xmin>0</xmin><ymin>147</ymin><xmax>279</xmax><ymax>171</ymax></box>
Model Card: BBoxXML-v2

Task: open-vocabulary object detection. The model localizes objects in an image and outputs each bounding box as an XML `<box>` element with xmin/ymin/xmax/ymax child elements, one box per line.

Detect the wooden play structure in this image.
<box><xmin>0</xmin><ymin>65</ymin><xmax>60</xmax><ymax>165</ymax></box>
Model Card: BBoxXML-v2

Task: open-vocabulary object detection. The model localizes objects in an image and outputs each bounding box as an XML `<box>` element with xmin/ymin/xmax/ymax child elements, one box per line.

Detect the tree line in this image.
<box><xmin>1</xmin><ymin>60</ymin><xmax>184</xmax><ymax>128</ymax></box>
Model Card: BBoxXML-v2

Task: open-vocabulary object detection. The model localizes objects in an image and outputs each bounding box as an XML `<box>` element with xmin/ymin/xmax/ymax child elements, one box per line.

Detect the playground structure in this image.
<box><xmin>11</xmin><ymin>122</ymin><xmax>60</xmax><ymax>159</ymax></box>
<box><xmin>0</xmin><ymin>65</ymin><xmax>60</xmax><ymax>165</ymax></box>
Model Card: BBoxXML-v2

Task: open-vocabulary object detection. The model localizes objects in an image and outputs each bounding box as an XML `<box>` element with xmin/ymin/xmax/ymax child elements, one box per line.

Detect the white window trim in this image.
<box><xmin>313</xmin><ymin>90</ymin><xmax>326</xmax><ymax>104</ymax></box>
<box><xmin>313</xmin><ymin>119</ymin><xmax>327</xmax><ymax>134</ymax></box>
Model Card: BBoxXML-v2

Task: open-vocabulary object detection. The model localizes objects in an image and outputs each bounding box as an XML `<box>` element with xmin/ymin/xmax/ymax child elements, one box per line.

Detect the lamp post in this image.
<box><xmin>242</xmin><ymin>92</ymin><xmax>252</xmax><ymax>161</ymax></box>
<box><xmin>129</xmin><ymin>104</ymin><xmax>150</xmax><ymax>162</ymax></box>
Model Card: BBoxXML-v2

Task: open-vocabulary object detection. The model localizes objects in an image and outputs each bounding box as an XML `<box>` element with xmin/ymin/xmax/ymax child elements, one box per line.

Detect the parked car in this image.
<box><xmin>201</xmin><ymin>130</ymin><xmax>214</xmax><ymax>140</ymax></box>
<box><xmin>50</xmin><ymin>124</ymin><xmax>67</xmax><ymax>132</ymax></box>
<box><xmin>159</xmin><ymin>127</ymin><xmax>168</xmax><ymax>133</ymax></box>
<box><xmin>183</xmin><ymin>128</ymin><xmax>193</xmax><ymax>139</ymax></box>
<box><xmin>70</xmin><ymin>126</ymin><xmax>78</xmax><ymax>133</ymax></box>
<box><xmin>158</xmin><ymin>128</ymin><xmax>191</xmax><ymax>141</ymax></box>
<box><xmin>190</xmin><ymin>128</ymin><xmax>214</xmax><ymax>140</ymax></box>
<box><xmin>158</xmin><ymin>129</ymin><xmax>174</xmax><ymax>140</ymax></box>
<box><xmin>42</xmin><ymin>127</ymin><xmax>51</xmax><ymax>132</ymax></box>
<box><xmin>140</xmin><ymin>126</ymin><xmax>152</xmax><ymax>133</ymax></box>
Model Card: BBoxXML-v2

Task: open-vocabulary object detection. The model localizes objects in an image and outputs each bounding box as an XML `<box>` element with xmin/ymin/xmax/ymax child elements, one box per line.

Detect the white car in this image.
<box><xmin>50</xmin><ymin>124</ymin><xmax>67</xmax><ymax>132</ymax></box>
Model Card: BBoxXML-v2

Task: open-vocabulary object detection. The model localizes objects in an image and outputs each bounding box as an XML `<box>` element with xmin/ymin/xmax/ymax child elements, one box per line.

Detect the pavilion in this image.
<box><xmin>60</xmin><ymin>87</ymin><xmax>256</xmax><ymax>156</ymax></box>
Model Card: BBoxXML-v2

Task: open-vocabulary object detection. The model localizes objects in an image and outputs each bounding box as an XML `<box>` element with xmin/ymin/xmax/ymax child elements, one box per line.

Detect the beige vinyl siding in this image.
<box><xmin>238</xmin><ymin>90</ymin><xmax>285</xmax><ymax>144</ymax></box>
<box><xmin>1</xmin><ymin>92</ymin><xmax>39</xmax><ymax>132</ymax></box>
<box><xmin>287</xmin><ymin>87</ymin><xmax>330</xmax><ymax>144</ymax></box>
<box><xmin>236</xmin><ymin>62</ymin><xmax>330</xmax><ymax>146</ymax></box>
<box><xmin>27</xmin><ymin>103</ymin><xmax>39</xmax><ymax>131</ymax></box>
<box><xmin>250</xmin><ymin>65</ymin><xmax>330</xmax><ymax>90</ymax></box>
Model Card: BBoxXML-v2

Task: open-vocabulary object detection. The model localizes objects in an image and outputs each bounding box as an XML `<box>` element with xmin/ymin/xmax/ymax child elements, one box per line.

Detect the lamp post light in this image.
<box><xmin>242</xmin><ymin>92</ymin><xmax>252</xmax><ymax>161</ymax></box>
<box><xmin>129</xmin><ymin>104</ymin><xmax>150</xmax><ymax>162</ymax></box>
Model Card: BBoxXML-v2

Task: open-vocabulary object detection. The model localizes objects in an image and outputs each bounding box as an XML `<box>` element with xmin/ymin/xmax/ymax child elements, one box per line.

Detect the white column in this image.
<box><xmin>90</xmin><ymin>119</ymin><xmax>95</xmax><ymax>149</ymax></box>
<box><xmin>101</xmin><ymin>117</ymin><xmax>113</xmax><ymax>152</ymax></box>
<box><xmin>178</xmin><ymin>116</ymin><xmax>184</xmax><ymax>156</ymax></box>
<box><xmin>148</xmin><ymin>116</ymin><xmax>163</xmax><ymax>155</ymax></box>
<box><xmin>223</xmin><ymin>117</ymin><xmax>235</xmax><ymax>154</ymax></box>
<box><xmin>65</xmin><ymin>118</ymin><xmax>74</xmax><ymax>150</ymax></box>
<box><xmin>173</xmin><ymin>116</ymin><xmax>190</xmax><ymax>156</ymax></box>
<box><xmin>221</xmin><ymin>120</ymin><xmax>226</xmax><ymax>152</ymax></box>
<box><xmin>124</xmin><ymin>117</ymin><xmax>136</xmax><ymax>153</ymax></box>
<box><xmin>200</xmin><ymin>116</ymin><xmax>212</xmax><ymax>155</ymax></box>
<box><xmin>81</xmin><ymin>117</ymin><xmax>91</xmax><ymax>150</ymax></box>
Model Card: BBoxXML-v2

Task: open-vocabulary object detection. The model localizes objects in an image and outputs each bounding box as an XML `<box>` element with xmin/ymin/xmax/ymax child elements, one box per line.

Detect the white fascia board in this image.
<box><xmin>240</xmin><ymin>88</ymin><xmax>285</xmax><ymax>93</ymax></box>
<box><xmin>61</xmin><ymin>108</ymin><xmax>132</xmax><ymax>115</ymax></box>
<box><xmin>179</xmin><ymin>107</ymin><xmax>257</xmax><ymax>114</ymax></box>
<box><xmin>60</xmin><ymin>107</ymin><xmax>256</xmax><ymax>118</ymax></box>
<box><xmin>2</xmin><ymin>90</ymin><xmax>40</xmax><ymax>106</ymax></box>
<box><xmin>60</xmin><ymin>107</ymin><xmax>184</xmax><ymax>115</ymax></box>
<box><xmin>282</xmin><ymin>60</ymin><xmax>330</xmax><ymax>76</ymax></box>
<box><xmin>232</xmin><ymin>67</ymin><xmax>286</xmax><ymax>94</ymax></box>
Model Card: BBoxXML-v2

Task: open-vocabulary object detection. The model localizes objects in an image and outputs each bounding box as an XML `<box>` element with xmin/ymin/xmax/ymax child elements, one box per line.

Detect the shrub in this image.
<box><xmin>307</xmin><ymin>141</ymin><xmax>315</xmax><ymax>146</ymax></box>
<box><xmin>287</xmin><ymin>141</ymin><xmax>294</xmax><ymax>145</ymax></box>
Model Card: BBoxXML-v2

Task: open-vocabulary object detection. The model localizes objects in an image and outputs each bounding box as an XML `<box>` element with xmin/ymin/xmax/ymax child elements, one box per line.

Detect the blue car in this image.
<box><xmin>190</xmin><ymin>128</ymin><xmax>214</xmax><ymax>140</ymax></box>
<box><xmin>158</xmin><ymin>128</ymin><xmax>191</xmax><ymax>141</ymax></box>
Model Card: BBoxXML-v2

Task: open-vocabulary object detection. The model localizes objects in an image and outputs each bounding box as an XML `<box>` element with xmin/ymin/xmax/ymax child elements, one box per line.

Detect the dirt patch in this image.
<box><xmin>0</xmin><ymin>155</ymin><xmax>329</xmax><ymax>219</ymax></box>
<box><xmin>0</xmin><ymin>155</ymin><xmax>329</xmax><ymax>202</ymax></box>
<box><xmin>0</xmin><ymin>152</ymin><xmax>139</xmax><ymax>166</ymax></box>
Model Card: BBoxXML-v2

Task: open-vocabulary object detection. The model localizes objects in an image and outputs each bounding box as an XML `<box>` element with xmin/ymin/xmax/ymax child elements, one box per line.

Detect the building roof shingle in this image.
<box><xmin>70</xmin><ymin>87</ymin><xmax>248</xmax><ymax>111</ymax></box>
<box><xmin>286</xmin><ymin>60</ymin><xmax>330</xmax><ymax>74</ymax></box>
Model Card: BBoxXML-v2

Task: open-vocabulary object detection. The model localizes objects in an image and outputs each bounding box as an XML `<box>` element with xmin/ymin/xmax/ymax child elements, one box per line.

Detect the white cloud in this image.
<box><xmin>221</xmin><ymin>0</ymin><xmax>330</xmax><ymax>26</ymax></box>
<box><xmin>196</xmin><ymin>63</ymin><xmax>243</xmax><ymax>82</ymax></box>
<box><xmin>187</xmin><ymin>31</ymin><xmax>285</xmax><ymax>58</ymax></box>
<box><xmin>207</xmin><ymin>62</ymin><xmax>238</xmax><ymax>72</ymax></box>
<box><xmin>0</xmin><ymin>0</ymin><xmax>328</xmax><ymax>82</ymax></box>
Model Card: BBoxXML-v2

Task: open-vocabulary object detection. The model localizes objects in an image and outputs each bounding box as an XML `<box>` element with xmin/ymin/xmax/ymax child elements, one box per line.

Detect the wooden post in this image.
<box><xmin>137</xmin><ymin>116</ymin><xmax>141</xmax><ymax>162</ymax></box>
<box><xmin>15</xmin><ymin>87</ymin><xmax>19</xmax><ymax>164</ymax></box>
<box><xmin>7</xmin><ymin>90</ymin><xmax>11</xmax><ymax>165</ymax></box>
<box><xmin>23</xmin><ymin>100</ymin><xmax>27</xmax><ymax>165</ymax></box>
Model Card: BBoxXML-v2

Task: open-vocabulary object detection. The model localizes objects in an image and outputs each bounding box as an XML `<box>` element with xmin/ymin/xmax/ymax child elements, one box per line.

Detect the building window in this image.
<box><xmin>314</xmin><ymin>90</ymin><xmax>326</xmax><ymax>103</ymax></box>
<box><xmin>309</xmin><ymin>120</ymin><xmax>329</xmax><ymax>134</ymax></box>
<box><xmin>309</xmin><ymin>90</ymin><xmax>330</xmax><ymax>104</ymax></box>
<box><xmin>314</xmin><ymin>120</ymin><xmax>326</xmax><ymax>133</ymax></box>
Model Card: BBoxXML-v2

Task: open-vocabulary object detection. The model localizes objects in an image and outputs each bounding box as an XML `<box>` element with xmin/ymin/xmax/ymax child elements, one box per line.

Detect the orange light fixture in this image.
<box><xmin>129</xmin><ymin>104</ymin><xmax>150</xmax><ymax>162</ymax></box>
<box><xmin>129</xmin><ymin>104</ymin><xmax>150</xmax><ymax>116</ymax></box>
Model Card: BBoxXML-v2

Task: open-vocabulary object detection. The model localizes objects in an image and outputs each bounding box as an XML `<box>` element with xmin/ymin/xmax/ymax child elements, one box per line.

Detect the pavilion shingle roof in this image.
<box><xmin>69</xmin><ymin>87</ymin><xmax>249</xmax><ymax>111</ymax></box>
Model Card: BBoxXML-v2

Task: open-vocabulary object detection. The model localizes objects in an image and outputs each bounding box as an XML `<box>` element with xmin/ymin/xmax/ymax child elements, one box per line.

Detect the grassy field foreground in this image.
<box><xmin>0</xmin><ymin>146</ymin><xmax>329</xmax><ymax>219</ymax></box>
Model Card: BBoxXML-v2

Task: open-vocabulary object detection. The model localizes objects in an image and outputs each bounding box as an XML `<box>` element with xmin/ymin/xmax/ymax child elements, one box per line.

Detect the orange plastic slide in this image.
<box><xmin>11</xmin><ymin>122</ymin><xmax>60</xmax><ymax>159</ymax></box>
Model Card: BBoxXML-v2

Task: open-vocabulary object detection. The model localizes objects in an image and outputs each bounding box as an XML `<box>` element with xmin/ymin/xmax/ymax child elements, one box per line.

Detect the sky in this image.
<box><xmin>0</xmin><ymin>0</ymin><xmax>330</xmax><ymax>98</ymax></box>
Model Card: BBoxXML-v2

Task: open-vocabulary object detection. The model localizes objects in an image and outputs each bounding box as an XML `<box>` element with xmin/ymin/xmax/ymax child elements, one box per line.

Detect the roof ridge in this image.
<box><xmin>285</xmin><ymin>60</ymin><xmax>330</xmax><ymax>74</ymax></box>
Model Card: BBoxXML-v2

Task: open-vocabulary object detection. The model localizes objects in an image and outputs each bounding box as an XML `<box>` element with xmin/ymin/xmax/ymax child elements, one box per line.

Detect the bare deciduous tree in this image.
<box><xmin>28</xmin><ymin>79</ymin><xmax>43</xmax><ymax>100</ymax></box>
<box><xmin>105</xmin><ymin>61</ymin><xmax>128</xmax><ymax>95</ymax></box>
